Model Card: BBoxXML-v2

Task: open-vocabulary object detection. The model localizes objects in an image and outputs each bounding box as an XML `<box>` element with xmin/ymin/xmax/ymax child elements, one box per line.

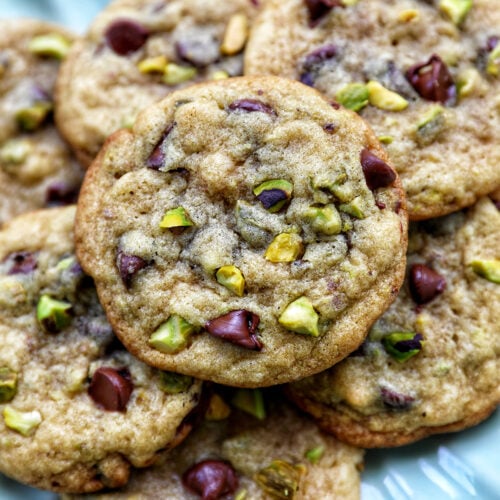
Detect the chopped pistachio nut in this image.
<box><xmin>220</xmin><ymin>14</ymin><xmax>248</xmax><ymax>56</ymax></box>
<box><xmin>0</xmin><ymin>139</ymin><xmax>31</xmax><ymax>165</ymax></box>
<box><xmin>398</xmin><ymin>9</ymin><xmax>420</xmax><ymax>22</ymax></box>
<box><xmin>0</xmin><ymin>368</ymin><xmax>17</xmax><ymax>403</ymax></box>
<box><xmin>457</xmin><ymin>68</ymin><xmax>488</xmax><ymax>98</ymax></box>
<box><xmin>159</xmin><ymin>206</ymin><xmax>193</xmax><ymax>229</ymax></box>
<box><xmin>234</xmin><ymin>490</ymin><xmax>248</xmax><ymax>500</ymax></box>
<box><xmin>335</xmin><ymin>83</ymin><xmax>369</xmax><ymax>112</ymax></box>
<box><xmin>438</xmin><ymin>0</ymin><xmax>472</xmax><ymax>26</ymax></box>
<box><xmin>382</xmin><ymin>332</ymin><xmax>424</xmax><ymax>362</ymax></box>
<box><xmin>36</xmin><ymin>295</ymin><xmax>72</xmax><ymax>333</ymax></box>
<box><xmin>3</xmin><ymin>406</ymin><xmax>42</xmax><ymax>436</ymax></box>
<box><xmin>211</xmin><ymin>70</ymin><xmax>229</xmax><ymax>80</ymax></box>
<box><xmin>121</xmin><ymin>114</ymin><xmax>136</xmax><ymax>129</ymax></box>
<box><xmin>216</xmin><ymin>265</ymin><xmax>245</xmax><ymax>297</ymax></box>
<box><xmin>205</xmin><ymin>393</ymin><xmax>232</xmax><ymax>421</ymax></box>
<box><xmin>339</xmin><ymin>196</ymin><xmax>367</xmax><ymax>219</ymax></box>
<box><xmin>278</xmin><ymin>296</ymin><xmax>319</xmax><ymax>337</ymax></box>
<box><xmin>232</xmin><ymin>389</ymin><xmax>266</xmax><ymax>420</ymax></box>
<box><xmin>55</xmin><ymin>256</ymin><xmax>75</xmax><ymax>271</ymax></box>
<box><xmin>367</xmin><ymin>81</ymin><xmax>409</xmax><ymax>111</ymax></box>
<box><xmin>163</xmin><ymin>63</ymin><xmax>197</xmax><ymax>85</ymax></box>
<box><xmin>28</xmin><ymin>33</ymin><xmax>72</xmax><ymax>59</ymax></box>
<box><xmin>15</xmin><ymin>102</ymin><xmax>52</xmax><ymax>131</ymax></box>
<box><xmin>487</xmin><ymin>45</ymin><xmax>500</xmax><ymax>77</ymax></box>
<box><xmin>253</xmin><ymin>179</ymin><xmax>293</xmax><ymax>213</ymax></box>
<box><xmin>415</xmin><ymin>105</ymin><xmax>446</xmax><ymax>146</ymax></box>
<box><xmin>149</xmin><ymin>315</ymin><xmax>198</xmax><ymax>353</ymax></box>
<box><xmin>342</xmin><ymin>0</ymin><xmax>359</xmax><ymax>4</ymax></box>
<box><xmin>305</xmin><ymin>445</ymin><xmax>325</xmax><ymax>464</ymax></box>
<box><xmin>304</xmin><ymin>204</ymin><xmax>342</xmax><ymax>234</ymax></box>
<box><xmin>255</xmin><ymin>460</ymin><xmax>305</xmax><ymax>499</ymax></box>
<box><xmin>157</xmin><ymin>371</ymin><xmax>193</xmax><ymax>394</ymax></box>
<box><xmin>265</xmin><ymin>233</ymin><xmax>303</xmax><ymax>263</ymax></box>
<box><xmin>378</xmin><ymin>135</ymin><xmax>394</xmax><ymax>145</ymax></box>
<box><xmin>470</xmin><ymin>259</ymin><xmax>500</xmax><ymax>284</ymax></box>
<box><xmin>137</xmin><ymin>55</ymin><xmax>168</xmax><ymax>74</ymax></box>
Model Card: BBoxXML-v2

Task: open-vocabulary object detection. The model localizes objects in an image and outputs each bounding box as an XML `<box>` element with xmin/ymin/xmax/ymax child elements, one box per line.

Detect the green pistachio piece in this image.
<box><xmin>15</xmin><ymin>102</ymin><xmax>53</xmax><ymax>131</ymax></box>
<box><xmin>232</xmin><ymin>389</ymin><xmax>266</xmax><ymax>420</ymax></box>
<box><xmin>234</xmin><ymin>490</ymin><xmax>248</xmax><ymax>500</ymax></box>
<box><xmin>3</xmin><ymin>406</ymin><xmax>42</xmax><ymax>436</ymax></box>
<box><xmin>56</xmin><ymin>256</ymin><xmax>75</xmax><ymax>271</ymax></box>
<box><xmin>265</xmin><ymin>233</ymin><xmax>303</xmax><ymax>263</ymax></box>
<box><xmin>367</xmin><ymin>81</ymin><xmax>409</xmax><ymax>111</ymax></box>
<box><xmin>470</xmin><ymin>259</ymin><xmax>500</xmax><ymax>283</ymax></box>
<box><xmin>149</xmin><ymin>315</ymin><xmax>198</xmax><ymax>353</ymax></box>
<box><xmin>457</xmin><ymin>68</ymin><xmax>485</xmax><ymax>97</ymax></box>
<box><xmin>382</xmin><ymin>332</ymin><xmax>424</xmax><ymax>362</ymax></box>
<box><xmin>0</xmin><ymin>368</ymin><xmax>17</xmax><ymax>403</ymax></box>
<box><xmin>0</xmin><ymin>139</ymin><xmax>32</xmax><ymax>165</ymax></box>
<box><xmin>278</xmin><ymin>296</ymin><xmax>319</xmax><ymax>337</ymax></box>
<box><xmin>205</xmin><ymin>393</ymin><xmax>231</xmax><ymax>421</ymax></box>
<box><xmin>335</xmin><ymin>83</ymin><xmax>369</xmax><ymax>112</ymax></box>
<box><xmin>253</xmin><ymin>179</ymin><xmax>293</xmax><ymax>213</ymax></box>
<box><xmin>378</xmin><ymin>135</ymin><xmax>394</xmax><ymax>145</ymax></box>
<box><xmin>28</xmin><ymin>33</ymin><xmax>72</xmax><ymax>59</ymax></box>
<box><xmin>137</xmin><ymin>55</ymin><xmax>168</xmax><ymax>74</ymax></box>
<box><xmin>36</xmin><ymin>295</ymin><xmax>72</xmax><ymax>333</ymax></box>
<box><xmin>415</xmin><ymin>105</ymin><xmax>446</xmax><ymax>146</ymax></box>
<box><xmin>339</xmin><ymin>196</ymin><xmax>367</xmax><ymax>219</ymax></box>
<box><xmin>163</xmin><ymin>63</ymin><xmax>197</xmax><ymax>85</ymax></box>
<box><xmin>159</xmin><ymin>207</ymin><xmax>193</xmax><ymax>229</ymax></box>
<box><xmin>305</xmin><ymin>445</ymin><xmax>325</xmax><ymax>464</ymax></box>
<box><xmin>157</xmin><ymin>371</ymin><xmax>193</xmax><ymax>394</ymax></box>
<box><xmin>438</xmin><ymin>0</ymin><xmax>473</xmax><ymax>26</ymax></box>
<box><xmin>304</xmin><ymin>204</ymin><xmax>342</xmax><ymax>235</ymax></box>
<box><xmin>211</xmin><ymin>70</ymin><xmax>229</xmax><ymax>80</ymax></box>
<box><xmin>216</xmin><ymin>265</ymin><xmax>245</xmax><ymax>296</ymax></box>
<box><xmin>220</xmin><ymin>13</ymin><xmax>249</xmax><ymax>56</ymax></box>
<box><xmin>255</xmin><ymin>460</ymin><xmax>305</xmax><ymax>499</ymax></box>
<box><xmin>487</xmin><ymin>44</ymin><xmax>500</xmax><ymax>77</ymax></box>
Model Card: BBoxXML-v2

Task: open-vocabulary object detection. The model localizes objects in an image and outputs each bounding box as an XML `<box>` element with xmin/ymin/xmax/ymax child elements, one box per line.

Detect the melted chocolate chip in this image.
<box><xmin>183</xmin><ymin>460</ymin><xmax>238</xmax><ymax>500</ymax></box>
<box><xmin>45</xmin><ymin>182</ymin><xmax>80</xmax><ymax>206</ymax></box>
<box><xmin>406</xmin><ymin>54</ymin><xmax>456</xmax><ymax>105</ymax></box>
<box><xmin>5</xmin><ymin>251</ymin><xmax>37</xmax><ymax>274</ymax></box>
<box><xmin>360</xmin><ymin>148</ymin><xmax>396</xmax><ymax>190</ymax></box>
<box><xmin>146</xmin><ymin>123</ymin><xmax>175</xmax><ymax>170</ymax></box>
<box><xmin>323</xmin><ymin>123</ymin><xmax>336</xmax><ymax>133</ymax></box>
<box><xmin>380</xmin><ymin>387</ymin><xmax>415</xmax><ymax>410</ymax></box>
<box><xmin>393</xmin><ymin>333</ymin><xmax>424</xmax><ymax>353</ymax></box>
<box><xmin>205</xmin><ymin>310</ymin><xmax>262</xmax><ymax>350</ymax></box>
<box><xmin>228</xmin><ymin>99</ymin><xmax>276</xmax><ymax>115</ymax></box>
<box><xmin>88</xmin><ymin>367</ymin><xmax>133</xmax><ymax>412</ymax></box>
<box><xmin>116</xmin><ymin>251</ymin><xmax>148</xmax><ymax>288</ymax></box>
<box><xmin>299</xmin><ymin>44</ymin><xmax>338</xmax><ymax>85</ymax></box>
<box><xmin>105</xmin><ymin>19</ymin><xmax>149</xmax><ymax>55</ymax></box>
<box><xmin>409</xmin><ymin>264</ymin><xmax>446</xmax><ymax>304</ymax></box>
<box><xmin>305</xmin><ymin>0</ymin><xmax>343</xmax><ymax>25</ymax></box>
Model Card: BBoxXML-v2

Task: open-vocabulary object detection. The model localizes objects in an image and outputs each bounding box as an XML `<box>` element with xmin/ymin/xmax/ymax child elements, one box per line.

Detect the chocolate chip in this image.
<box><xmin>5</xmin><ymin>252</ymin><xmax>37</xmax><ymax>275</ymax></box>
<box><xmin>116</xmin><ymin>250</ymin><xmax>148</xmax><ymax>288</ymax></box>
<box><xmin>228</xmin><ymin>99</ymin><xmax>276</xmax><ymax>116</ymax></box>
<box><xmin>256</xmin><ymin>189</ymin><xmax>288</xmax><ymax>210</ymax></box>
<box><xmin>88</xmin><ymin>367</ymin><xmax>133</xmax><ymax>412</ymax></box>
<box><xmin>486</xmin><ymin>36</ymin><xmax>499</xmax><ymax>52</ymax></box>
<box><xmin>105</xmin><ymin>20</ymin><xmax>149</xmax><ymax>56</ymax></box>
<box><xmin>409</xmin><ymin>263</ymin><xmax>446</xmax><ymax>304</ymax></box>
<box><xmin>392</xmin><ymin>333</ymin><xmax>424</xmax><ymax>353</ymax></box>
<box><xmin>205</xmin><ymin>310</ymin><xmax>262</xmax><ymax>350</ymax></box>
<box><xmin>45</xmin><ymin>182</ymin><xmax>80</xmax><ymax>206</ymax></box>
<box><xmin>360</xmin><ymin>148</ymin><xmax>396</xmax><ymax>190</ymax></box>
<box><xmin>299</xmin><ymin>44</ymin><xmax>338</xmax><ymax>85</ymax></box>
<box><xmin>380</xmin><ymin>386</ymin><xmax>415</xmax><ymax>410</ymax></box>
<box><xmin>375</xmin><ymin>200</ymin><xmax>386</xmax><ymax>210</ymax></box>
<box><xmin>146</xmin><ymin>123</ymin><xmax>175</xmax><ymax>170</ymax></box>
<box><xmin>183</xmin><ymin>460</ymin><xmax>238</xmax><ymax>500</ymax></box>
<box><xmin>323</xmin><ymin>123</ymin><xmax>336</xmax><ymax>133</ymax></box>
<box><xmin>305</xmin><ymin>0</ymin><xmax>343</xmax><ymax>25</ymax></box>
<box><xmin>406</xmin><ymin>54</ymin><xmax>456</xmax><ymax>105</ymax></box>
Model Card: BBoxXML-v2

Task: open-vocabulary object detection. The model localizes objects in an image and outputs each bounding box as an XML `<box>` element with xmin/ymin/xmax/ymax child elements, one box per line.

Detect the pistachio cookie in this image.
<box><xmin>0</xmin><ymin>19</ymin><xmax>84</xmax><ymax>225</ymax></box>
<box><xmin>245</xmin><ymin>0</ymin><xmax>500</xmax><ymax>220</ymax></box>
<box><xmin>68</xmin><ymin>392</ymin><xmax>364</xmax><ymax>499</ymax></box>
<box><xmin>55</xmin><ymin>0</ymin><xmax>260</xmax><ymax>167</ymax></box>
<box><xmin>75</xmin><ymin>76</ymin><xmax>408</xmax><ymax>387</ymax></box>
<box><xmin>287</xmin><ymin>197</ymin><xmax>500</xmax><ymax>447</ymax></box>
<box><xmin>0</xmin><ymin>206</ymin><xmax>203</xmax><ymax>493</ymax></box>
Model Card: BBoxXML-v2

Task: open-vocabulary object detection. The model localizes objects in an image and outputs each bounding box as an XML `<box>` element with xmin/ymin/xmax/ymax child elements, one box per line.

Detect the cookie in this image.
<box><xmin>245</xmin><ymin>0</ymin><xmax>500</xmax><ymax>220</ymax></box>
<box><xmin>55</xmin><ymin>0</ymin><xmax>261</xmax><ymax>167</ymax></box>
<box><xmin>0</xmin><ymin>19</ymin><xmax>84</xmax><ymax>225</ymax></box>
<box><xmin>67</xmin><ymin>391</ymin><xmax>364</xmax><ymax>499</ymax></box>
<box><xmin>287</xmin><ymin>197</ymin><xmax>500</xmax><ymax>447</ymax></box>
<box><xmin>0</xmin><ymin>206</ymin><xmax>203</xmax><ymax>493</ymax></box>
<box><xmin>75</xmin><ymin>75</ymin><xmax>408</xmax><ymax>387</ymax></box>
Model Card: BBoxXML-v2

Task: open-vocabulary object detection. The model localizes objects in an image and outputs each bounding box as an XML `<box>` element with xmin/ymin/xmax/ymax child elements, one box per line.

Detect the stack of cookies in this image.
<box><xmin>0</xmin><ymin>1</ymin><xmax>498</xmax><ymax>498</ymax></box>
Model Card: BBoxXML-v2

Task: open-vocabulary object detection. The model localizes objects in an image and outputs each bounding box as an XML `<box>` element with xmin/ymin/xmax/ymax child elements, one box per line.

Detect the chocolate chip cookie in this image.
<box><xmin>55</xmin><ymin>0</ymin><xmax>260</xmax><ymax>167</ymax></box>
<box><xmin>245</xmin><ymin>0</ymin><xmax>500</xmax><ymax>220</ymax></box>
<box><xmin>0</xmin><ymin>206</ymin><xmax>203</xmax><ymax>493</ymax></box>
<box><xmin>75</xmin><ymin>75</ymin><xmax>408</xmax><ymax>387</ymax></box>
<box><xmin>287</xmin><ymin>197</ymin><xmax>500</xmax><ymax>447</ymax></box>
<box><xmin>0</xmin><ymin>19</ymin><xmax>84</xmax><ymax>225</ymax></box>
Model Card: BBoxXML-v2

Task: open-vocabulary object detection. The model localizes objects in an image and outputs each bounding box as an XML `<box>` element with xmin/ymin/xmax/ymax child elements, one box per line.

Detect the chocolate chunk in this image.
<box><xmin>147</xmin><ymin>123</ymin><xmax>175</xmax><ymax>170</ymax></box>
<box><xmin>205</xmin><ymin>310</ymin><xmax>262</xmax><ymax>350</ymax></box>
<box><xmin>300</xmin><ymin>72</ymin><xmax>315</xmax><ymax>86</ymax></box>
<box><xmin>105</xmin><ymin>20</ymin><xmax>149</xmax><ymax>55</ymax></box>
<box><xmin>5</xmin><ymin>252</ymin><xmax>37</xmax><ymax>275</ymax></box>
<box><xmin>380</xmin><ymin>387</ymin><xmax>415</xmax><ymax>410</ymax></box>
<box><xmin>323</xmin><ymin>123</ymin><xmax>336</xmax><ymax>133</ymax></box>
<box><xmin>406</xmin><ymin>54</ymin><xmax>456</xmax><ymax>105</ymax></box>
<box><xmin>409</xmin><ymin>263</ymin><xmax>446</xmax><ymax>304</ymax></box>
<box><xmin>183</xmin><ymin>460</ymin><xmax>238</xmax><ymax>500</ymax></box>
<box><xmin>393</xmin><ymin>333</ymin><xmax>424</xmax><ymax>353</ymax></box>
<box><xmin>360</xmin><ymin>148</ymin><xmax>396</xmax><ymax>190</ymax></box>
<box><xmin>228</xmin><ymin>99</ymin><xmax>276</xmax><ymax>115</ymax></box>
<box><xmin>45</xmin><ymin>182</ymin><xmax>80</xmax><ymax>206</ymax></box>
<box><xmin>305</xmin><ymin>0</ymin><xmax>343</xmax><ymax>25</ymax></box>
<box><xmin>256</xmin><ymin>189</ymin><xmax>288</xmax><ymax>210</ymax></box>
<box><xmin>299</xmin><ymin>44</ymin><xmax>338</xmax><ymax>85</ymax></box>
<box><xmin>486</xmin><ymin>36</ymin><xmax>499</xmax><ymax>52</ymax></box>
<box><xmin>116</xmin><ymin>250</ymin><xmax>148</xmax><ymax>288</ymax></box>
<box><xmin>88</xmin><ymin>367</ymin><xmax>133</xmax><ymax>412</ymax></box>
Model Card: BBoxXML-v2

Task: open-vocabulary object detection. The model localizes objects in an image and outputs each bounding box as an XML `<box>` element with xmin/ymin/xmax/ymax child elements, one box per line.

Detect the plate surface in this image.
<box><xmin>0</xmin><ymin>1</ymin><xmax>497</xmax><ymax>498</ymax></box>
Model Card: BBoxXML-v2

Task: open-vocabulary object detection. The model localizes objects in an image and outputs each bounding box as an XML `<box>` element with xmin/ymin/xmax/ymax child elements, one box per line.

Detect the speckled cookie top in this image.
<box><xmin>245</xmin><ymin>0</ymin><xmax>500</xmax><ymax>220</ymax></box>
<box><xmin>55</xmin><ymin>0</ymin><xmax>260</xmax><ymax>166</ymax></box>
<box><xmin>0</xmin><ymin>206</ymin><xmax>203</xmax><ymax>493</ymax></box>
<box><xmin>0</xmin><ymin>19</ymin><xmax>83</xmax><ymax>224</ymax></box>
<box><xmin>75</xmin><ymin>76</ymin><xmax>407</xmax><ymax>387</ymax></box>
<box><xmin>288</xmin><ymin>197</ymin><xmax>500</xmax><ymax>447</ymax></box>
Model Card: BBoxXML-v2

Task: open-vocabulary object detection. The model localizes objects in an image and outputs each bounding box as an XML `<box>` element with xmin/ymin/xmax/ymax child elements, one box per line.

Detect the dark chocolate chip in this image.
<box><xmin>380</xmin><ymin>387</ymin><xmax>415</xmax><ymax>410</ymax></box>
<box><xmin>256</xmin><ymin>189</ymin><xmax>288</xmax><ymax>210</ymax></box>
<box><xmin>205</xmin><ymin>310</ymin><xmax>262</xmax><ymax>350</ymax></box>
<box><xmin>323</xmin><ymin>123</ymin><xmax>336</xmax><ymax>133</ymax></box>
<box><xmin>299</xmin><ymin>72</ymin><xmax>315</xmax><ymax>86</ymax></box>
<box><xmin>392</xmin><ymin>333</ymin><xmax>424</xmax><ymax>353</ymax></box>
<box><xmin>105</xmin><ymin>19</ymin><xmax>149</xmax><ymax>56</ymax></box>
<box><xmin>360</xmin><ymin>148</ymin><xmax>396</xmax><ymax>190</ymax></box>
<box><xmin>406</xmin><ymin>54</ymin><xmax>456</xmax><ymax>105</ymax></box>
<box><xmin>116</xmin><ymin>250</ymin><xmax>148</xmax><ymax>288</ymax></box>
<box><xmin>375</xmin><ymin>200</ymin><xmax>386</xmax><ymax>210</ymax></box>
<box><xmin>409</xmin><ymin>263</ymin><xmax>446</xmax><ymax>304</ymax></box>
<box><xmin>305</xmin><ymin>0</ymin><xmax>343</xmax><ymax>25</ymax></box>
<box><xmin>5</xmin><ymin>252</ymin><xmax>37</xmax><ymax>275</ymax></box>
<box><xmin>45</xmin><ymin>182</ymin><xmax>80</xmax><ymax>206</ymax></box>
<box><xmin>228</xmin><ymin>99</ymin><xmax>276</xmax><ymax>116</ymax></box>
<box><xmin>183</xmin><ymin>460</ymin><xmax>239</xmax><ymax>500</ymax></box>
<box><xmin>486</xmin><ymin>35</ymin><xmax>499</xmax><ymax>52</ymax></box>
<box><xmin>146</xmin><ymin>123</ymin><xmax>175</xmax><ymax>170</ymax></box>
<box><xmin>88</xmin><ymin>367</ymin><xmax>133</xmax><ymax>412</ymax></box>
<box><xmin>299</xmin><ymin>44</ymin><xmax>338</xmax><ymax>85</ymax></box>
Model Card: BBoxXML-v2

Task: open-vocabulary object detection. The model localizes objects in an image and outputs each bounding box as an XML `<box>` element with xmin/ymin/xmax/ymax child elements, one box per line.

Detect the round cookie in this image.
<box><xmin>245</xmin><ymin>0</ymin><xmax>500</xmax><ymax>220</ymax></box>
<box><xmin>75</xmin><ymin>75</ymin><xmax>408</xmax><ymax>387</ymax></box>
<box><xmin>0</xmin><ymin>206</ymin><xmax>203</xmax><ymax>493</ymax></box>
<box><xmin>0</xmin><ymin>19</ymin><xmax>84</xmax><ymax>225</ymax></box>
<box><xmin>55</xmin><ymin>0</ymin><xmax>261</xmax><ymax>167</ymax></box>
<box><xmin>287</xmin><ymin>197</ymin><xmax>500</xmax><ymax>447</ymax></box>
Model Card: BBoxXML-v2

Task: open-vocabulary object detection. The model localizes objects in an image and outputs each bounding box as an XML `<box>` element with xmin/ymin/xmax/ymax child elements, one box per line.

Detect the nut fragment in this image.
<box><xmin>205</xmin><ymin>310</ymin><xmax>262</xmax><ymax>350</ymax></box>
<box><xmin>0</xmin><ymin>368</ymin><xmax>17</xmax><ymax>403</ymax></box>
<box><xmin>367</xmin><ymin>81</ymin><xmax>409</xmax><ymax>111</ymax></box>
<box><xmin>470</xmin><ymin>259</ymin><xmax>500</xmax><ymax>284</ymax></box>
<box><xmin>278</xmin><ymin>296</ymin><xmax>319</xmax><ymax>337</ymax></box>
<box><xmin>220</xmin><ymin>14</ymin><xmax>249</xmax><ymax>56</ymax></box>
<box><xmin>409</xmin><ymin>264</ymin><xmax>446</xmax><ymax>304</ymax></box>
<box><xmin>232</xmin><ymin>389</ymin><xmax>266</xmax><ymax>420</ymax></box>
<box><xmin>0</xmin><ymin>138</ymin><xmax>32</xmax><ymax>165</ymax></box>
<box><xmin>163</xmin><ymin>63</ymin><xmax>197</xmax><ymax>85</ymax></box>
<box><xmin>3</xmin><ymin>406</ymin><xmax>42</xmax><ymax>436</ymax></box>
<box><xmin>304</xmin><ymin>204</ymin><xmax>342</xmax><ymax>234</ymax></box>
<box><xmin>137</xmin><ymin>55</ymin><xmax>168</xmax><ymax>74</ymax></box>
<box><xmin>335</xmin><ymin>83</ymin><xmax>369</xmax><ymax>111</ymax></box>
<box><xmin>305</xmin><ymin>445</ymin><xmax>325</xmax><ymax>464</ymax></box>
<box><xmin>28</xmin><ymin>32</ymin><xmax>72</xmax><ymax>59</ymax></box>
<box><xmin>253</xmin><ymin>179</ymin><xmax>293</xmax><ymax>212</ymax></box>
<box><xmin>438</xmin><ymin>0</ymin><xmax>472</xmax><ymax>26</ymax></box>
<box><xmin>265</xmin><ymin>233</ymin><xmax>303</xmax><ymax>263</ymax></box>
<box><xmin>36</xmin><ymin>294</ymin><xmax>72</xmax><ymax>333</ymax></box>
<box><xmin>415</xmin><ymin>105</ymin><xmax>446</xmax><ymax>146</ymax></box>
<box><xmin>88</xmin><ymin>367</ymin><xmax>133</xmax><ymax>412</ymax></box>
<box><xmin>183</xmin><ymin>460</ymin><xmax>239</xmax><ymax>500</ymax></box>
<box><xmin>15</xmin><ymin>102</ymin><xmax>52</xmax><ymax>131</ymax></box>
<box><xmin>149</xmin><ymin>315</ymin><xmax>198</xmax><ymax>353</ymax></box>
<box><xmin>216</xmin><ymin>265</ymin><xmax>245</xmax><ymax>297</ymax></box>
<box><xmin>157</xmin><ymin>371</ymin><xmax>193</xmax><ymax>394</ymax></box>
<box><xmin>205</xmin><ymin>393</ymin><xmax>231</xmax><ymax>421</ymax></box>
<box><xmin>159</xmin><ymin>207</ymin><xmax>194</xmax><ymax>229</ymax></box>
<box><xmin>382</xmin><ymin>332</ymin><xmax>424</xmax><ymax>362</ymax></box>
<box><xmin>487</xmin><ymin>44</ymin><xmax>500</xmax><ymax>76</ymax></box>
<box><xmin>255</xmin><ymin>460</ymin><xmax>304</xmax><ymax>499</ymax></box>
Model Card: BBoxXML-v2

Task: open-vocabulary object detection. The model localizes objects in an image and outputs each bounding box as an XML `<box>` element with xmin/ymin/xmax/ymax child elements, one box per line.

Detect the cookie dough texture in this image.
<box><xmin>55</xmin><ymin>0</ymin><xmax>260</xmax><ymax>167</ymax></box>
<box><xmin>288</xmin><ymin>197</ymin><xmax>500</xmax><ymax>447</ymax></box>
<box><xmin>0</xmin><ymin>19</ymin><xmax>84</xmax><ymax>225</ymax></box>
<box><xmin>0</xmin><ymin>206</ymin><xmax>202</xmax><ymax>493</ymax></box>
<box><xmin>76</xmin><ymin>76</ymin><xmax>408</xmax><ymax>387</ymax></box>
<box><xmin>245</xmin><ymin>0</ymin><xmax>500</xmax><ymax>220</ymax></box>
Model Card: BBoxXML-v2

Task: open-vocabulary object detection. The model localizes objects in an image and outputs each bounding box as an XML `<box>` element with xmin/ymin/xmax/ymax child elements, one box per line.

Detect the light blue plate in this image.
<box><xmin>0</xmin><ymin>1</ymin><xmax>498</xmax><ymax>498</ymax></box>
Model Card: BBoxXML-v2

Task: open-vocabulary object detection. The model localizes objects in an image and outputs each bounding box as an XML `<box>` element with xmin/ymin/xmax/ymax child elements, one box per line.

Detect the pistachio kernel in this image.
<box><xmin>216</xmin><ymin>265</ymin><xmax>245</xmax><ymax>297</ymax></box>
<box><xmin>382</xmin><ymin>332</ymin><xmax>424</xmax><ymax>362</ymax></box>
<box><xmin>335</xmin><ymin>83</ymin><xmax>369</xmax><ymax>111</ymax></box>
<box><xmin>3</xmin><ymin>406</ymin><xmax>42</xmax><ymax>436</ymax></box>
<box><xmin>279</xmin><ymin>296</ymin><xmax>320</xmax><ymax>337</ymax></box>
<box><xmin>28</xmin><ymin>33</ymin><xmax>72</xmax><ymax>59</ymax></box>
<box><xmin>378</xmin><ymin>135</ymin><xmax>394</xmax><ymax>144</ymax></box>
<box><xmin>470</xmin><ymin>259</ymin><xmax>500</xmax><ymax>284</ymax></box>
<box><xmin>149</xmin><ymin>315</ymin><xmax>198</xmax><ymax>353</ymax></box>
<box><xmin>163</xmin><ymin>63</ymin><xmax>197</xmax><ymax>85</ymax></box>
<box><xmin>487</xmin><ymin>44</ymin><xmax>500</xmax><ymax>76</ymax></box>
<box><xmin>159</xmin><ymin>206</ymin><xmax>193</xmax><ymax>229</ymax></box>
<box><xmin>438</xmin><ymin>0</ymin><xmax>473</xmax><ymax>26</ymax></box>
<box><xmin>457</xmin><ymin>68</ymin><xmax>485</xmax><ymax>97</ymax></box>
<box><xmin>367</xmin><ymin>81</ymin><xmax>409</xmax><ymax>111</ymax></box>
<box><xmin>36</xmin><ymin>294</ymin><xmax>72</xmax><ymax>333</ymax></box>
<box><xmin>265</xmin><ymin>233</ymin><xmax>303</xmax><ymax>263</ymax></box>
<box><xmin>398</xmin><ymin>9</ymin><xmax>420</xmax><ymax>22</ymax></box>
<box><xmin>205</xmin><ymin>310</ymin><xmax>262</xmax><ymax>350</ymax></box>
<box><xmin>0</xmin><ymin>367</ymin><xmax>17</xmax><ymax>403</ymax></box>
<box><xmin>137</xmin><ymin>55</ymin><xmax>168</xmax><ymax>74</ymax></box>
<box><xmin>339</xmin><ymin>196</ymin><xmax>367</xmax><ymax>219</ymax></box>
<box><xmin>15</xmin><ymin>102</ymin><xmax>53</xmax><ymax>131</ymax></box>
<box><xmin>220</xmin><ymin>14</ymin><xmax>249</xmax><ymax>56</ymax></box>
<box><xmin>0</xmin><ymin>138</ymin><xmax>32</xmax><ymax>165</ymax></box>
<box><xmin>157</xmin><ymin>371</ymin><xmax>193</xmax><ymax>394</ymax></box>
<box><xmin>305</xmin><ymin>445</ymin><xmax>325</xmax><ymax>464</ymax></box>
<box><xmin>304</xmin><ymin>204</ymin><xmax>342</xmax><ymax>234</ymax></box>
<box><xmin>253</xmin><ymin>179</ymin><xmax>293</xmax><ymax>212</ymax></box>
<box><xmin>205</xmin><ymin>393</ymin><xmax>231</xmax><ymax>421</ymax></box>
<box><xmin>416</xmin><ymin>105</ymin><xmax>446</xmax><ymax>146</ymax></box>
<box><xmin>232</xmin><ymin>389</ymin><xmax>266</xmax><ymax>420</ymax></box>
<box><xmin>211</xmin><ymin>70</ymin><xmax>229</xmax><ymax>80</ymax></box>
<box><xmin>255</xmin><ymin>460</ymin><xmax>305</xmax><ymax>499</ymax></box>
